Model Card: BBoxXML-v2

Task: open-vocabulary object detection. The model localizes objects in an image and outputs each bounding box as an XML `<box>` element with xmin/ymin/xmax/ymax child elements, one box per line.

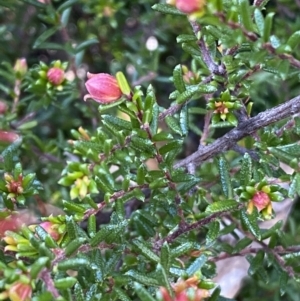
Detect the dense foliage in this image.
<box><xmin>1</xmin><ymin>0</ymin><xmax>300</xmax><ymax>300</ymax></box>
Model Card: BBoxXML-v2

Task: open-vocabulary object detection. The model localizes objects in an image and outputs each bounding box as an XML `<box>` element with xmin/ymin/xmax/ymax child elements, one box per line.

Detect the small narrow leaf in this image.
<box><xmin>206</xmin><ymin>200</ymin><xmax>238</xmax><ymax>213</ymax></box>
<box><xmin>179</xmin><ymin>105</ymin><xmax>188</xmax><ymax>136</ymax></box>
<box><xmin>160</xmin><ymin>242</ymin><xmax>171</xmax><ymax>273</ymax></box>
<box><xmin>241</xmin><ymin>209</ymin><xmax>261</xmax><ymax>240</ymax></box>
<box><xmin>75</xmin><ymin>39</ymin><xmax>99</xmax><ymax>53</ymax></box>
<box><xmin>132</xmin><ymin>239</ymin><xmax>160</xmax><ymax>263</ymax></box>
<box><xmin>239</xmin><ymin>0</ymin><xmax>253</xmax><ymax>31</ymax></box>
<box><xmin>152</xmin><ymin>4</ymin><xmax>185</xmax><ymax>15</ymax></box>
<box><xmin>173</xmin><ymin>65</ymin><xmax>186</xmax><ymax>93</ymax></box>
<box><xmin>263</xmin><ymin>12</ymin><xmax>275</xmax><ymax>42</ymax></box>
<box><xmin>287</xmin><ymin>31</ymin><xmax>300</xmax><ymax>50</ymax></box>
<box><xmin>206</xmin><ymin>221</ymin><xmax>220</xmax><ymax>245</ymax></box>
<box><xmin>126</xmin><ymin>271</ymin><xmax>159</xmax><ymax>286</ymax></box>
<box><xmin>240</xmin><ymin>153</ymin><xmax>252</xmax><ymax>186</ymax></box>
<box><xmin>254</xmin><ymin>8</ymin><xmax>265</xmax><ymax>36</ymax></box>
<box><xmin>57</xmin><ymin>0</ymin><xmax>79</xmax><ymax>12</ymax></box>
<box><xmin>186</xmin><ymin>255</ymin><xmax>207</xmax><ymax>276</ymax></box>
<box><xmin>33</xmin><ymin>26</ymin><xmax>60</xmax><ymax>49</ymax></box>
<box><xmin>218</xmin><ymin>156</ymin><xmax>233</xmax><ymax>198</ymax></box>
<box><xmin>165</xmin><ymin>116</ymin><xmax>182</xmax><ymax>135</ymax></box>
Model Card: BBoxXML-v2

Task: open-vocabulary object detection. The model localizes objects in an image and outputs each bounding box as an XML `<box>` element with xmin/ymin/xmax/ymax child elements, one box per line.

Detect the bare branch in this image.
<box><xmin>175</xmin><ymin>94</ymin><xmax>300</xmax><ymax>168</ymax></box>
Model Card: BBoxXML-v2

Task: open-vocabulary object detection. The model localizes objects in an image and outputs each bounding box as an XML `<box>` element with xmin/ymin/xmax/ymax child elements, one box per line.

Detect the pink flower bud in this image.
<box><xmin>8</xmin><ymin>282</ymin><xmax>32</xmax><ymax>301</ymax></box>
<box><xmin>0</xmin><ymin>130</ymin><xmax>19</xmax><ymax>143</ymax></box>
<box><xmin>251</xmin><ymin>191</ymin><xmax>271</xmax><ymax>212</ymax></box>
<box><xmin>47</xmin><ymin>67</ymin><xmax>65</xmax><ymax>86</ymax></box>
<box><xmin>84</xmin><ymin>73</ymin><xmax>122</xmax><ymax>104</ymax></box>
<box><xmin>14</xmin><ymin>58</ymin><xmax>28</xmax><ymax>78</ymax></box>
<box><xmin>176</xmin><ymin>0</ymin><xmax>205</xmax><ymax>14</ymax></box>
<box><xmin>0</xmin><ymin>101</ymin><xmax>7</xmax><ymax>114</ymax></box>
<box><xmin>40</xmin><ymin>221</ymin><xmax>61</xmax><ymax>241</ymax></box>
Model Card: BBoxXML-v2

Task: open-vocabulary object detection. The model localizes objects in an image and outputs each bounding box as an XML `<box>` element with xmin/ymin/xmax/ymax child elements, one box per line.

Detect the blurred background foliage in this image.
<box><xmin>0</xmin><ymin>0</ymin><xmax>300</xmax><ymax>300</ymax></box>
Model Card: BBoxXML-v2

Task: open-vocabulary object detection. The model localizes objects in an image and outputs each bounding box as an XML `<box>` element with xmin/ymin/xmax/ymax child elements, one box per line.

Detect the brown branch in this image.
<box><xmin>154</xmin><ymin>203</ymin><xmax>244</xmax><ymax>250</ymax></box>
<box><xmin>39</xmin><ymin>269</ymin><xmax>60</xmax><ymax>298</ymax></box>
<box><xmin>174</xmin><ymin>93</ymin><xmax>300</xmax><ymax>169</ymax></box>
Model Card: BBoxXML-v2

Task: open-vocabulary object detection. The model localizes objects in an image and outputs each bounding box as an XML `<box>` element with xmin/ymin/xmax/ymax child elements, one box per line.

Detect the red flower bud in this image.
<box><xmin>8</xmin><ymin>282</ymin><xmax>32</xmax><ymax>301</ymax></box>
<box><xmin>176</xmin><ymin>0</ymin><xmax>205</xmax><ymax>14</ymax></box>
<box><xmin>0</xmin><ymin>130</ymin><xmax>19</xmax><ymax>143</ymax></box>
<box><xmin>251</xmin><ymin>191</ymin><xmax>271</xmax><ymax>212</ymax></box>
<box><xmin>47</xmin><ymin>67</ymin><xmax>65</xmax><ymax>86</ymax></box>
<box><xmin>84</xmin><ymin>73</ymin><xmax>122</xmax><ymax>104</ymax></box>
<box><xmin>40</xmin><ymin>221</ymin><xmax>61</xmax><ymax>241</ymax></box>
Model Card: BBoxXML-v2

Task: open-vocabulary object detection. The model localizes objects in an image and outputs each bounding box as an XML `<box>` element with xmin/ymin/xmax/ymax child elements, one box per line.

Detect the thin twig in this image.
<box><xmin>154</xmin><ymin>203</ymin><xmax>244</xmax><ymax>250</ymax></box>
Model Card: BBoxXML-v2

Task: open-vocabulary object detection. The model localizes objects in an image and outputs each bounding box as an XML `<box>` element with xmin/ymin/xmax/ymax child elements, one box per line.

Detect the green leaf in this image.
<box><xmin>87</xmin><ymin>214</ymin><xmax>96</xmax><ymax>238</ymax></box>
<box><xmin>206</xmin><ymin>221</ymin><xmax>220</xmax><ymax>245</ymax></box>
<box><xmin>54</xmin><ymin>277</ymin><xmax>77</xmax><ymax>289</ymax></box>
<box><xmin>241</xmin><ymin>209</ymin><xmax>261</xmax><ymax>240</ymax></box>
<box><xmin>66</xmin><ymin>216</ymin><xmax>79</xmax><ymax>240</ymax></box>
<box><xmin>263</xmin><ymin>12</ymin><xmax>275</xmax><ymax>42</ymax></box>
<box><xmin>114</xmin><ymin>288</ymin><xmax>131</xmax><ymax>301</ymax></box>
<box><xmin>254</xmin><ymin>8</ymin><xmax>264</xmax><ymax>37</ymax></box>
<box><xmin>176</xmin><ymin>34</ymin><xmax>197</xmax><ymax>43</ymax></box>
<box><xmin>75</xmin><ymin>39</ymin><xmax>99</xmax><ymax>53</ymax></box>
<box><xmin>152</xmin><ymin>4</ymin><xmax>185</xmax><ymax>15</ymax></box>
<box><xmin>30</xmin><ymin>257</ymin><xmax>49</xmax><ymax>279</ymax></box>
<box><xmin>279</xmin><ymin>271</ymin><xmax>288</xmax><ymax>296</ymax></box>
<box><xmin>22</xmin><ymin>0</ymin><xmax>45</xmax><ymax>8</ymax></box>
<box><xmin>165</xmin><ymin>116</ymin><xmax>182</xmax><ymax>135</ymax></box>
<box><xmin>173</xmin><ymin>65</ymin><xmax>186</xmax><ymax>93</ymax></box>
<box><xmin>234</xmin><ymin>237</ymin><xmax>252</xmax><ymax>253</ymax></box>
<box><xmin>2</xmin><ymin>138</ymin><xmax>22</xmax><ymax>171</ymax></box>
<box><xmin>182</xmin><ymin>43</ymin><xmax>202</xmax><ymax>56</ymax></box>
<box><xmin>57</xmin><ymin>0</ymin><xmax>80</xmax><ymax>13</ymax></box>
<box><xmin>170</xmin><ymin>242</ymin><xmax>196</xmax><ymax>259</ymax></box>
<box><xmin>240</xmin><ymin>152</ymin><xmax>252</xmax><ymax>186</ymax></box>
<box><xmin>156</xmin><ymin>264</ymin><xmax>173</xmax><ymax>296</ymax></box>
<box><xmin>102</xmin><ymin>115</ymin><xmax>132</xmax><ymax>131</ymax></box>
<box><xmin>127</xmin><ymin>271</ymin><xmax>160</xmax><ymax>286</ymax></box>
<box><xmin>57</xmin><ymin>258</ymin><xmax>90</xmax><ymax>271</ymax></box>
<box><xmin>287</xmin><ymin>31</ymin><xmax>300</xmax><ymax>50</ymax></box>
<box><xmin>239</xmin><ymin>0</ymin><xmax>253</xmax><ymax>31</ymax></box>
<box><xmin>179</xmin><ymin>105</ymin><xmax>188</xmax><ymax>136</ymax></box>
<box><xmin>247</xmin><ymin>250</ymin><xmax>265</xmax><ymax>275</ymax></box>
<box><xmin>33</xmin><ymin>26</ymin><xmax>61</xmax><ymax>49</ymax></box>
<box><xmin>288</xmin><ymin>173</ymin><xmax>300</xmax><ymax>198</ymax></box>
<box><xmin>160</xmin><ymin>242</ymin><xmax>171</xmax><ymax>273</ymax></box>
<box><xmin>206</xmin><ymin>200</ymin><xmax>238</xmax><ymax>213</ymax></box>
<box><xmin>186</xmin><ymin>255</ymin><xmax>207</xmax><ymax>276</ymax></box>
<box><xmin>218</xmin><ymin>156</ymin><xmax>233</xmax><ymax>198</ymax></box>
<box><xmin>132</xmin><ymin>239</ymin><xmax>160</xmax><ymax>263</ymax></box>
<box><xmin>131</xmin><ymin>136</ymin><xmax>156</xmax><ymax>154</ymax></box>
<box><xmin>63</xmin><ymin>200</ymin><xmax>86</xmax><ymax>214</ymax></box>
<box><xmin>65</xmin><ymin>237</ymin><xmax>86</xmax><ymax>256</ymax></box>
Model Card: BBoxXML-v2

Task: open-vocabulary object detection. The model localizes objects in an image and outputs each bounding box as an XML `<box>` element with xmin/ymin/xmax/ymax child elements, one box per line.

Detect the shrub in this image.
<box><xmin>0</xmin><ymin>0</ymin><xmax>300</xmax><ymax>300</ymax></box>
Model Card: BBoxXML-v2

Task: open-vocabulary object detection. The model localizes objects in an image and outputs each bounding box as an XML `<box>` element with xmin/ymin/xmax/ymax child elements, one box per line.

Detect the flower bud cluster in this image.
<box><xmin>58</xmin><ymin>161</ymin><xmax>98</xmax><ymax>200</ymax></box>
<box><xmin>0</xmin><ymin>262</ymin><xmax>32</xmax><ymax>301</ymax></box>
<box><xmin>27</xmin><ymin>60</ymin><xmax>68</xmax><ymax>101</ymax></box>
<box><xmin>207</xmin><ymin>90</ymin><xmax>242</xmax><ymax>126</ymax></box>
<box><xmin>236</xmin><ymin>179</ymin><xmax>285</xmax><ymax>220</ymax></box>
<box><xmin>158</xmin><ymin>275</ymin><xmax>211</xmax><ymax>301</ymax></box>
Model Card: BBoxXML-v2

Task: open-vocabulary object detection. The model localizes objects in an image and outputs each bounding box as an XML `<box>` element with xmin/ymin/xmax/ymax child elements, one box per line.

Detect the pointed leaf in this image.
<box><xmin>152</xmin><ymin>4</ymin><xmax>185</xmax><ymax>15</ymax></box>
<box><xmin>206</xmin><ymin>200</ymin><xmax>238</xmax><ymax>213</ymax></box>
<box><xmin>240</xmin><ymin>153</ymin><xmax>252</xmax><ymax>186</ymax></box>
<box><xmin>218</xmin><ymin>156</ymin><xmax>233</xmax><ymax>198</ymax></box>
<box><xmin>173</xmin><ymin>65</ymin><xmax>186</xmax><ymax>93</ymax></box>
<box><xmin>241</xmin><ymin>209</ymin><xmax>261</xmax><ymax>240</ymax></box>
